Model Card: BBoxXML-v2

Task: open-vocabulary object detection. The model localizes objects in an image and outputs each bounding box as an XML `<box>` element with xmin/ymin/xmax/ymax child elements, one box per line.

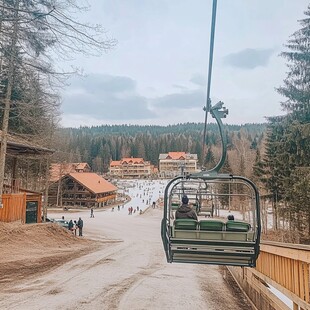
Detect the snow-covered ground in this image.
<box><xmin>0</xmin><ymin>179</ymin><xmax>252</xmax><ymax>310</ymax></box>
<box><xmin>2</xmin><ymin>178</ymin><xmax>293</xmax><ymax>309</ymax></box>
<box><xmin>115</xmin><ymin>179</ymin><xmax>168</xmax><ymax>214</ymax></box>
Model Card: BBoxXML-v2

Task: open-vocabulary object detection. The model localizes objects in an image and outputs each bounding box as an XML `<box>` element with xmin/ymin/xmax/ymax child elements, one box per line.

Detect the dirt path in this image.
<box><xmin>0</xmin><ymin>180</ymin><xmax>252</xmax><ymax>310</ymax></box>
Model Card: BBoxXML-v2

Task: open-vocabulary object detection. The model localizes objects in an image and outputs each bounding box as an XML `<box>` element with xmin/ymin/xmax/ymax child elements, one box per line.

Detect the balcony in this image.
<box><xmin>3</xmin><ymin>178</ymin><xmax>21</xmax><ymax>194</ymax></box>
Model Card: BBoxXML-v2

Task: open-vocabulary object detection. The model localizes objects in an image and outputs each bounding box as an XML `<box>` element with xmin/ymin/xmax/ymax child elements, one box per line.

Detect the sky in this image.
<box><xmin>60</xmin><ymin>0</ymin><xmax>310</xmax><ymax>128</ymax></box>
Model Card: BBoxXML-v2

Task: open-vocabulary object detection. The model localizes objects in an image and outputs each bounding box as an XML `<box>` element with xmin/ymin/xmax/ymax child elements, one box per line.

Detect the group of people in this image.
<box><xmin>68</xmin><ymin>217</ymin><xmax>84</xmax><ymax>236</ymax></box>
<box><xmin>128</xmin><ymin>206</ymin><xmax>136</xmax><ymax>215</ymax></box>
<box><xmin>111</xmin><ymin>205</ymin><xmax>125</xmax><ymax>211</ymax></box>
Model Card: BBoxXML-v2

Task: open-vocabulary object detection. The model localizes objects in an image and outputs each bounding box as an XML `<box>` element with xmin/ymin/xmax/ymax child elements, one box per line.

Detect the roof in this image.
<box><xmin>50</xmin><ymin>163</ymin><xmax>90</xmax><ymax>182</ymax></box>
<box><xmin>121</xmin><ymin>157</ymin><xmax>144</xmax><ymax>164</ymax></box>
<box><xmin>0</xmin><ymin>130</ymin><xmax>54</xmax><ymax>156</ymax></box>
<box><xmin>110</xmin><ymin>160</ymin><xmax>121</xmax><ymax>167</ymax></box>
<box><xmin>167</xmin><ymin>152</ymin><xmax>186</xmax><ymax>159</ymax></box>
<box><xmin>159</xmin><ymin>152</ymin><xmax>198</xmax><ymax>160</ymax></box>
<box><xmin>75</xmin><ymin>163</ymin><xmax>90</xmax><ymax>170</ymax></box>
<box><xmin>110</xmin><ymin>158</ymin><xmax>149</xmax><ymax>167</ymax></box>
<box><xmin>68</xmin><ymin>173</ymin><xmax>118</xmax><ymax>194</ymax></box>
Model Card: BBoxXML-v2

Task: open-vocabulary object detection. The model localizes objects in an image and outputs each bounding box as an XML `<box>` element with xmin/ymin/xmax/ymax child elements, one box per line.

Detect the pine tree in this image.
<box><xmin>263</xmin><ymin>5</ymin><xmax>310</xmax><ymax>235</ymax></box>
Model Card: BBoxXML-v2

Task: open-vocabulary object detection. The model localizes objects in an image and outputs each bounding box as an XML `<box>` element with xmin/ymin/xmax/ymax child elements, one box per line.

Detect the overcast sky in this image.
<box><xmin>60</xmin><ymin>0</ymin><xmax>309</xmax><ymax>128</ymax></box>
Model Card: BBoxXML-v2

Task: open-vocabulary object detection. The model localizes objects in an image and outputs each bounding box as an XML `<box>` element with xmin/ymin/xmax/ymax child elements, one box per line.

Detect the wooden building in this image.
<box><xmin>0</xmin><ymin>131</ymin><xmax>54</xmax><ymax>223</ymax></box>
<box><xmin>109</xmin><ymin>157</ymin><xmax>152</xmax><ymax>178</ymax></box>
<box><xmin>47</xmin><ymin>172</ymin><xmax>118</xmax><ymax>208</ymax></box>
<box><xmin>0</xmin><ymin>192</ymin><xmax>42</xmax><ymax>224</ymax></box>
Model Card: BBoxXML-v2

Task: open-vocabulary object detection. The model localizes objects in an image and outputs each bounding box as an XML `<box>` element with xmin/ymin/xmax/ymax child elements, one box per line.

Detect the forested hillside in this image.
<box><xmin>52</xmin><ymin>122</ymin><xmax>267</xmax><ymax>177</ymax></box>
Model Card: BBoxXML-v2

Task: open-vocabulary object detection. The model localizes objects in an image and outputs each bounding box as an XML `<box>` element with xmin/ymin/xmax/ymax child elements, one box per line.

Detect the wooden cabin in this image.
<box><xmin>0</xmin><ymin>131</ymin><xmax>54</xmax><ymax>223</ymax></box>
<box><xmin>47</xmin><ymin>172</ymin><xmax>118</xmax><ymax>208</ymax></box>
<box><xmin>0</xmin><ymin>192</ymin><xmax>42</xmax><ymax>224</ymax></box>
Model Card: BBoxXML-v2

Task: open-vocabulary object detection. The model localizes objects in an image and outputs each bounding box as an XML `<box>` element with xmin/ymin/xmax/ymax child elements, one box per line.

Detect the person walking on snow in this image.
<box><xmin>90</xmin><ymin>208</ymin><xmax>94</xmax><ymax>218</ymax></box>
<box><xmin>68</xmin><ymin>219</ymin><xmax>74</xmax><ymax>231</ymax></box>
<box><xmin>77</xmin><ymin>217</ymin><xmax>83</xmax><ymax>236</ymax></box>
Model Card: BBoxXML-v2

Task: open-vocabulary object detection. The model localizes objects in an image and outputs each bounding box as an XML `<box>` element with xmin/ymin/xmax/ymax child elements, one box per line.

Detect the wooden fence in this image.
<box><xmin>228</xmin><ymin>241</ymin><xmax>310</xmax><ymax>310</ymax></box>
<box><xmin>256</xmin><ymin>241</ymin><xmax>310</xmax><ymax>310</ymax></box>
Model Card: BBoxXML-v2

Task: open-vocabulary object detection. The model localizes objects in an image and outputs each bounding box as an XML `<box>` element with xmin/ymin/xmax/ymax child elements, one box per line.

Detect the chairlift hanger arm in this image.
<box><xmin>202</xmin><ymin>0</ymin><xmax>217</xmax><ymax>158</ymax></box>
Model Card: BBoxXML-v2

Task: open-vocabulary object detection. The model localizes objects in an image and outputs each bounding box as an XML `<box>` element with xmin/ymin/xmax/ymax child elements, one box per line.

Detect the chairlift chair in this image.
<box><xmin>161</xmin><ymin>0</ymin><xmax>261</xmax><ymax>267</ymax></box>
<box><xmin>161</xmin><ymin>173</ymin><xmax>261</xmax><ymax>267</ymax></box>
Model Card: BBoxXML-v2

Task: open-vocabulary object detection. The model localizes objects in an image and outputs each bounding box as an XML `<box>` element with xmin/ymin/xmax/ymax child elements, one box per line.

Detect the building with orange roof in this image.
<box><xmin>47</xmin><ymin>172</ymin><xmax>117</xmax><ymax>208</ymax></box>
<box><xmin>109</xmin><ymin>157</ymin><xmax>152</xmax><ymax>178</ymax></box>
<box><xmin>159</xmin><ymin>152</ymin><xmax>198</xmax><ymax>177</ymax></box>
<box><xmin>49</xmin><ymin>163</ymin><xmax>91</xmax><ymax>182</ymax></box>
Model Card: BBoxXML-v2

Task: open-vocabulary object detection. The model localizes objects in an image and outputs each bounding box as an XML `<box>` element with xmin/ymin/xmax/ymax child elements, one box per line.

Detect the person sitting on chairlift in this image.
<box><xmin>227</xmin><ymin>213</ymin><xmax>235</xmax><ymax>221</ymax></box>
<box><xmin>175</xmin><ymin>195</ymin><xmax>198</xmax><ymax>220</ymax></box>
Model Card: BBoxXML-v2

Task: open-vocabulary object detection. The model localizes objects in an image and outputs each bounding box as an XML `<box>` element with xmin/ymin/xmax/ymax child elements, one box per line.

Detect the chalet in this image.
<box><xmin>109</xmin><ymin>157</ymin><xmax>152</xmax><ymax>178</ymax></box>
<box><xmin>159</xmin><ymin>152</ymin><xmax>198</xmax><ymax>177</ymax></box>
<box><xmin>47</xmin><ymin>172</ymin><xmax>118</xmax><ymax>208</ymax></box>
<box><xmin>50</xmin><ymin>162</ymin><xmax>91</xmax><ymax>182</ymax></box>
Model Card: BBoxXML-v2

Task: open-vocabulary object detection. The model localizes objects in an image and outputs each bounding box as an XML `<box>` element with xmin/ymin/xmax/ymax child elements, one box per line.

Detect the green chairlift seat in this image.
<box><xmin>226</xmin><ymin>221</ymin><xmax>251</xmax><ymax>232</ymax></box>
<box><xmin>200</xmin><ymin>220</ymin><xmax>224</xmax><ymax>231</ymax></box>
<box><xmin>171</xmin><ymin>200</ymin><xmax>180</xmax><ymax>211</ymax></box>
<box><xmin>224</xmin><ymin>221</ymin><xmax>253</xmax><ymax>242</ymax></box>
<box><xmin>173</xmin><ymin>219</ymin><xmax>198</xmax><ymax>239</ymax></box>
<box><xmin>174</xmin><ymin>219</ymin><xmax>198</xmax><ymax>230</ymax></box>
<box><xmin>199</xmin><ymin>220</ymin><xmax>224</xmax><ymax>240</ymax></box>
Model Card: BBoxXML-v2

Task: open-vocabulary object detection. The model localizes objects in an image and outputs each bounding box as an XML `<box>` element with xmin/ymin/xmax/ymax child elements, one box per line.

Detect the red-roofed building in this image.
<box><xmin>159</xmin><ymin>152</ymin><xmax>198</xmax><ymax>177</ymax></box>
<box><xmin>47</xmin><ymin>172</ymin><xmax>117</xmax><ymax>208</ymax></box>
<box><xmin>109</xmin><ymin>157</ymin><xmax>152</xmax><ymax>178</ymax></box>
<box><xmin>49</xmin><ymin>163</ymin><xmax>91</xmax><ymax>182</ymax></box>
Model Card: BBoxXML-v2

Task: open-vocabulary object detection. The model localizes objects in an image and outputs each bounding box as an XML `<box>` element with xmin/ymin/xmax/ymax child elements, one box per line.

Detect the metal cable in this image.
<box><xmin>202</xmin><ymin>0</ymin><xmax>218</xmax><ymax>165</ymax></box>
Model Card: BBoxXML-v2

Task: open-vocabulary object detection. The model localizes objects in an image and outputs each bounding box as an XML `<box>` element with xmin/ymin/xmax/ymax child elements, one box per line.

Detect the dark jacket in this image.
<box><xmin>77</xmin><ymin>219</ymin><xmax>83</xmax><ymax>228</ymax></box>
<box><xmin>68</xmin><ymin>220</ymin><xmax>74</xmax><ymax>230</ymax></box>
<box><xmin>175</xmin><ymin>204</ymin><xmax>198</xmax><ymax>220</ymax></box>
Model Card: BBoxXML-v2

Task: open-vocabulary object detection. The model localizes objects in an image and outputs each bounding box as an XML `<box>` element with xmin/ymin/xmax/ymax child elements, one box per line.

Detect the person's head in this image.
<box><xmin>227</xmin><ymin>214</ymin><xmax>234</xmax><ymax>220</ymax></box>
<box><xmin>182</xmin><ymin>195</ymin><xmax>189</xmax><ymax>204</ymax></box>
<box><xmin>79</xmin><ymin>217</ymin><xmax>81</xmax><ymax>220</ymax></box>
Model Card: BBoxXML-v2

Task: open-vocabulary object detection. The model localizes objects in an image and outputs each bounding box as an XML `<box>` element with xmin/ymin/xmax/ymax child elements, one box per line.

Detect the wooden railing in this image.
<box><xmin>255</xmin><ymin>241</ymin><xmax>310</xmax><ymax>310</ymax></box>
<box><xmin>3</xmin><ymin>178</ymin><xmax>21</xmax><ymax>193</ymax></box>
<box><xmin>228</xmin><ymin>241</ymin><xmax>310</xmax><ymax>310</ymax></box>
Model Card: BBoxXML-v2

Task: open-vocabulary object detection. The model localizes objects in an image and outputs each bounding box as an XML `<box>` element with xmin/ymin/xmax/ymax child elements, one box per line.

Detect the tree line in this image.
<box><xmin>53</xmin><ymin>122</ymin><xmax>265</xmax><ymax>176</ymax></box>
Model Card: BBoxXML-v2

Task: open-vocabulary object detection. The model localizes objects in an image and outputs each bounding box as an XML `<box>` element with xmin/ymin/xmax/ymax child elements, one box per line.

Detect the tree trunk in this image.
<box><xmin>43</xmin><ymin>157</ymin><xmax>50</xmax><ymax>221</ymax></box>
<box><xmin>0</xmin><ymin>0</ymin><xmax>20</xmax><ymax>200</ymax></box>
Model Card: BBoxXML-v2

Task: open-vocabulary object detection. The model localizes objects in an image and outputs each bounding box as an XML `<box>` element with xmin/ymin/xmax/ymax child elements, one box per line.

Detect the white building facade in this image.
<box><xmin>159</xmin><ymin>152</ymin><xmax>198</xmax><ymax>178</ymax></box>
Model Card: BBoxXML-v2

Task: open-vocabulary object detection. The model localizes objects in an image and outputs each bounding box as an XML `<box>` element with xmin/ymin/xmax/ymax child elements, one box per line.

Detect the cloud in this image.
<box><xmin>223</xmin><ymin>48</ymin><xmax>274</xmax><ymax>69</ymax></box>
<box><xmin>172</xmin><ymin>84</ymin><xmax>187</xmax><ymax>90</ymax></box>
<box><xmin>69</xmin><ymin>74</ymin><xmax>136</xmax><ymax>93</ymax></box>
<box><xmin>61</xmin><ymin>74</ymin><xmax>156</xmax><ymax>120</ymax></box>
<box><xmin>190</xmin><ymin>74</ymin><xmax>206</xmax><ymax>87</ymax></box>
<box><xmin>152</xmin><ymin>90</ymin><xmax>206</xmax><ymax>109</ymax></box>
